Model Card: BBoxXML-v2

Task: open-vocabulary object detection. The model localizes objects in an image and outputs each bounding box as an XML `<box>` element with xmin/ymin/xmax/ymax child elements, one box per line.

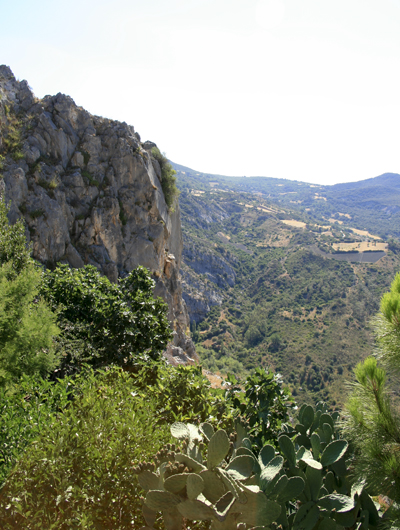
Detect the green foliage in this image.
<box><xmin>133</xmin><ymin>362</ymin><xmax>231</xmax><ymax>427</ymax></box>
<box><xmin>0</xmin><ymin>374</ymin><xmax>75</xmax><ymax>487</ymax></box>
<box><xmin>41</xmin><ymin>264</ymin><xmax>173</xmax><ymax>372</ymax></box>
<box><xmin>0</xmin><ymin>367</ymin><xmax>172</xmax><ymax>529</ymax></box>
<box><xmin>0</xmin><ymin>261</ymin><xmax>59</xmax><ymax>386</ymax></box>
<box><xmin>29</xmin><ymin>208</ymin><xmax>44</xmax><ymax>219</ymax></box>
<box><xmin>0</xmin><ymin>199</ymin><xmax>31</xmax><ymax>275</ymax></box>
<box><xmin>151</xmin><ymin>147</ymin><xmax>180</xmax><ymax>209</ymax></box>
<box><xmin>136</xmin><ymin>403</ymin><xmax>382</xmax><ymax>529</ymax></box>
<box><xmin>1</xmin><ymin>107</ymin><xmax>23</xmax><ymax>161</ymax></box>
<box><xmin>225</xmin><ymin>368</ymin><xmax>295</xmax><ymax>450</ymax></box>
<box><xmin>342</xmin><ymin>272</ymin><xmax>400</xmax><ymax>528</ymax></box>
<box><xmin>82</xmin><ymin>169</ymin><xmax>99</xmax><ymax>187</ymax></box>
<box><xmin>119</xmin><ymin>199</ymin><xmax>127</xmax><ymax>225</ymax></box>
<box><xmin>38</xmin><ymin>177</ymin><xmax>58</xmax><ymax>191</ymax></box>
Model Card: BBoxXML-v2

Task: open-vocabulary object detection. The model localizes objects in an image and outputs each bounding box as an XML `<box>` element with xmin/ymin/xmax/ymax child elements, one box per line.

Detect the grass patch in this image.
<box><xmin>30</xmin><ymin>209</ymin><xmax>44</xmax><ymax>219</ymax></box>
<box><xmin>82</xmin><ymin>170</ymin><xmax>99</xmax><ymax>187</ymax></box>
<box><xmin>38</xmin><ymin>177</ymin><xmax>58</xmax><ymax>191</ymax></box>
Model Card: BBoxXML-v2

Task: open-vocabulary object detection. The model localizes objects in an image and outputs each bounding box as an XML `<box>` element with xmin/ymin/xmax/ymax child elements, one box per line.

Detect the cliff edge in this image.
<box><xmin>0</xmin><ymin>65</ymin><xmax>196</xmax><ymax>364</ymax></box>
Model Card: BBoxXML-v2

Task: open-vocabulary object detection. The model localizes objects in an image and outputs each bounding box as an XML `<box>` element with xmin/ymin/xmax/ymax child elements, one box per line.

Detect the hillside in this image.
<box><xmin>173</xmin><ymin>162</ymin><xmax>400</xmax><ymax>239</ymax></box>
<box><xmin>174</xmin><ymin>165</ymin><xmax>400</xmax><ymax>407</ymax></box>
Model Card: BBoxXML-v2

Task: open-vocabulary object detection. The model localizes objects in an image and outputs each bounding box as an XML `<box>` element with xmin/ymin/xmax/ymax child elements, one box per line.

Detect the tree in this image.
<box><xmin>0</xmin><ymin>197</ymin><xmax>59</xmax><ymax>385</ymax></box>
<box><xmin>41</xmin><ymin>264</ymin><xmax>173</xmax><ymax>373</ymax></box>
<box><xmin>343</xmin><ymin>271</ymin><xmax>400</xmax><ymax>526</ymax></box>
<box><xmin>0</xmin><ymin>262</ymin><xmax>60</xmax><ymax>386</ymax></box>
<box><xmin>0</xmin><ymin>198</ymin><xmax>31</xmax><ymax>275</ymax></box>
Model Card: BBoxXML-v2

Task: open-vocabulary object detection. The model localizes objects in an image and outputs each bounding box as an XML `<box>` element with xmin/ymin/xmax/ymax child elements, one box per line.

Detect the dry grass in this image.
<box><xmin>203</xmin><ymin>370</ymin><xmax>226</xmax><ymax>388</ymax></box>
<box><xmin>350</xmin><ymin>228</ymin><xmax>381</xmax><ymax>240</ymax></box>
<box><xmin>281</xmin><ymin>219</ymin><xmax>306</xmax><ymax>228</ymax></box>
<box><xmin>217</xmin><ymin>231</ymin><xmax>231</xmax><ymax>240</ymax></box>
<box><xmin>337</xmin><ymin>212</ymin><xmax>352</xmax><ymax>219</ymax></box>
<box><xmin>332</xmin><ymin>241</ymin><xmax>388</xmax><ymax>252</ymax></box>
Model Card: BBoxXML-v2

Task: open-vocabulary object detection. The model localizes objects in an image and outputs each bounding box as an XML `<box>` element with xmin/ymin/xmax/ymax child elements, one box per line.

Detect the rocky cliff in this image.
<box><xmin>0</xmin><ymin>65</ymin><xmax>196</xmax><ymax>364</ymax></box>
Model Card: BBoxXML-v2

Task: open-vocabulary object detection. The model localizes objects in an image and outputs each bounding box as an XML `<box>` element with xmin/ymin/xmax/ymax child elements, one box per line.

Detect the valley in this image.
<box><xmin>174</xmin><ymin>163</ymin><xmax>400</xmax><ymax>407</ymax></box>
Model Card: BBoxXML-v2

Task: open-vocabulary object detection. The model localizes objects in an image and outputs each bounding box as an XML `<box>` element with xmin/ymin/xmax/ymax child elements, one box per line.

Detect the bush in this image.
<box><xmin>0</xmin><ymin>368</ymin><xmax>172</xmax><ymax>529</ymax></box>
<box><xmin>225</xmin><ymin>368</ymin><xmax>295</xmax><ymax>451</ymax></box>
<box><xmin>0</xmin><ymin>374</ymin><xmax>75</xmax><ymax>487</ymax></box>
<box><xmin>151</xmin><ymin>147</ymin><xmax>180</xmax><ymax>210</ymax></box>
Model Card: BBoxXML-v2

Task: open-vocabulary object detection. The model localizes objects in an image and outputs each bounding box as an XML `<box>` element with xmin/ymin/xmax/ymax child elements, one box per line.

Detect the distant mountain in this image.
<box><xmin>171</xmin><ymin>163</ymin><xmax>400</xmax><ymax>239</ymax></box>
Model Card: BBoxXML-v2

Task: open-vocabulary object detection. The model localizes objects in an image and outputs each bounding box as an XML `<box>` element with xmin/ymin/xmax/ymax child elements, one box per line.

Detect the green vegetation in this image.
<box><xmin>176</xmin><ymin>176</ymin><xmax>400</xmax><ymax>406</ymax></box>
<box><xmin>0</xmin><ymin>262</ymin><xmax>59</xmax><ymax>386</ymax></box>
<box><xmin>0</xmin><ymin>368</ymin><xmax>173</xmax><ymax>528</ymax></box>
<box><xmin>151</xmin><ymin>147</ymin><xmax>180</xmax><ymax>209</ymax></box>
<box><xmin>0</xmin><ymin>199</ymin><xmax>31</xmax><ymax>274</ymax></box>
<box><xmin>0</xmin><ymin>373</ymin><xmax>75</xmax><ymax>487</ymax></box>
<box><xmin>41</xmin><ymin>263</ymin><xmax>173</xmax><ymax>373</ymax></box>
<box><xmin>342</xmin><ymin>271</ymin><xmax>400</xmax><ymax>526</ymax></box>
<box><xmin>0</xmin><ymin>200</ymin><xmax>59</xmax><ymax>386</ymax></box>
<box><xmin>135</xmin><ymin>404</ymin><xmax>384</xmax><ymax>529</ymax></box>
<box><xmin>1</xmin><ymin>106</ymin><xmax>24</xmax><ymax>162</ymax></box>
<box><xmin>38</xmin><ymin>177</ymin><xmax>58</xmax><ymax>190</ymax></box>
<box><xmin>82</xmin><ymin>169</ymin><xmax>99</xmax><ymax>187</ymax></box>
<box><xmin>225</xmin><ymin>368</ymin><xmax>295</xmax><ymax>450</ymax></box>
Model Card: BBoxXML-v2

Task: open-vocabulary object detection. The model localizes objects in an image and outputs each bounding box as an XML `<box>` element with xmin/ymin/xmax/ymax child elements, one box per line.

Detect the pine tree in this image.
<box><xmin>343</xmin><ymin>272</ymin><xmax>400</xmax><ymax>525</ymax></box>
<box><xmin>0</xmin><ymin>198</ymin><xmax>59</xmax><ymax>385</ymax></box>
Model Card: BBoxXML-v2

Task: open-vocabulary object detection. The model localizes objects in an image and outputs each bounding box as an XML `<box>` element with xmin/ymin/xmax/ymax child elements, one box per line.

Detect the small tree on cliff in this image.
<box><xmin>151</xmin><ymin>147</ymin><xmax>180</xmax><ymax>209</ymax></box>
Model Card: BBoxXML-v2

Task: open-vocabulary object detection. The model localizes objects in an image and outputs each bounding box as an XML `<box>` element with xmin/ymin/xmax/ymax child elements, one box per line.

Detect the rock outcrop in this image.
<box><xmin>0</xmin><ymin>65</ymin><xmax>196</xmax><ymax>364</ymax></box>
<box><xmin>180</xmin><ymin>264</ymin><xmax>224</xmax><ymax>323</ymax></box>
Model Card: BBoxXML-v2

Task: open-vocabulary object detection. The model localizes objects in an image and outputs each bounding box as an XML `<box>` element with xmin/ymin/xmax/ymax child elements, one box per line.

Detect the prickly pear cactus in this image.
<box><xmin>133</xmin><ymin>403</ymin><xmax>383</xmax><ymax>530</ymax></box>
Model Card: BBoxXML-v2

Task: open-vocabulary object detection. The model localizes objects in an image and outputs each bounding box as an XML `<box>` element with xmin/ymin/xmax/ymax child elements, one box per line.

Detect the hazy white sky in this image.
<box><xmin>2</xmin><ymin>0</ymin><xmax>400</xmax><ymax>184</ymax></box>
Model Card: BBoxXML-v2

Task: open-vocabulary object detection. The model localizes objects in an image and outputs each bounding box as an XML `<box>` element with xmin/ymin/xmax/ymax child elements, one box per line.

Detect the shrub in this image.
<box><xmin>0</xmin><ymin>374</ymin><xmax>75</xmax><ymax>487</ymax></box>
<box><xmin>151</xmin><ymin>147</ymin><xmax>180</xmax><ymax>210</ymax></box>
<box><xmin>0</xmin><ymin>368</ymin><xmax>172</xmax><ymax>529</ymax></box>
<box><xmin>225</xmin><ymin>368</ymin><xmax>295</xmax><ymax>450</ymax></box>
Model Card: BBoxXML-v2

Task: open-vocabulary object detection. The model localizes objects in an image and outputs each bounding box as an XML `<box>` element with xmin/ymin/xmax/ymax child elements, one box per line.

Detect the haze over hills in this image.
<box><xmin>172</xmin><ymin>161</ymin><xmax>400</xmax><ymax>407</ymax></box>
<box><xmin>172</xmin><ymin>162</ymin><xmax>400</xmax><ymax>239</ymax></box>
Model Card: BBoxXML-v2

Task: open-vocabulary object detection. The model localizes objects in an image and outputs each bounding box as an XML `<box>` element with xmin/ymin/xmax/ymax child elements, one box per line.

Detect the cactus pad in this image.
<box><xmin>170</xmin><ymin>422</ymin><xmax>190</xmax><ymax>440</ymax></box>
<box><xmin>226</xmin><ymin>455</ymin><xmax>254</xmax><ymax>480</ymax></box>
<box><xmin>207</xmin><ymin>430</ymin><xmax>230</xmax><ymax>469</ymax></box>
<box><xmin>145</xmin><ymin>490</ymin><xmax>181</xmax><ymax>512</ymax></box>
<box><xmin>186</xmin><ymin>473</ymin><xmax>204</xmax><ymax>500</ymax></box>
<box><xmin>320</xmin><ymin>439</ymin><xmax>348</xmax><ymax>467</ymax></box>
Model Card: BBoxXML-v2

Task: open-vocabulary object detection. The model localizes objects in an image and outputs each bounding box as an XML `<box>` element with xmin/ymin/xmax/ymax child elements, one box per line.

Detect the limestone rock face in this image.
<box><xmin>181</xmin><ymin>264</ymin><xmax>223</xmax><ymax>323</ymax></box>
<box><xmin>0</xmin><ymin>65</ymin><xmax>196</xmax><ymax>364</ymax></box>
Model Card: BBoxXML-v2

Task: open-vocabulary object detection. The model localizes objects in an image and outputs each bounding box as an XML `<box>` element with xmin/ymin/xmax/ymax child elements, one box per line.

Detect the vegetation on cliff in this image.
<box><xmin>151</xmin><ymin>146</ymin><xmax>180</xmax><ymax>209</ymax></box>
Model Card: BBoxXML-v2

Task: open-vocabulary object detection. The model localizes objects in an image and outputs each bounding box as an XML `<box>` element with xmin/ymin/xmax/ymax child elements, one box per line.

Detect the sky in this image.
<box><xmin>2</xmin><ymin>0</ymin><xmax>400</xmax><ymax>185</ymax></box>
